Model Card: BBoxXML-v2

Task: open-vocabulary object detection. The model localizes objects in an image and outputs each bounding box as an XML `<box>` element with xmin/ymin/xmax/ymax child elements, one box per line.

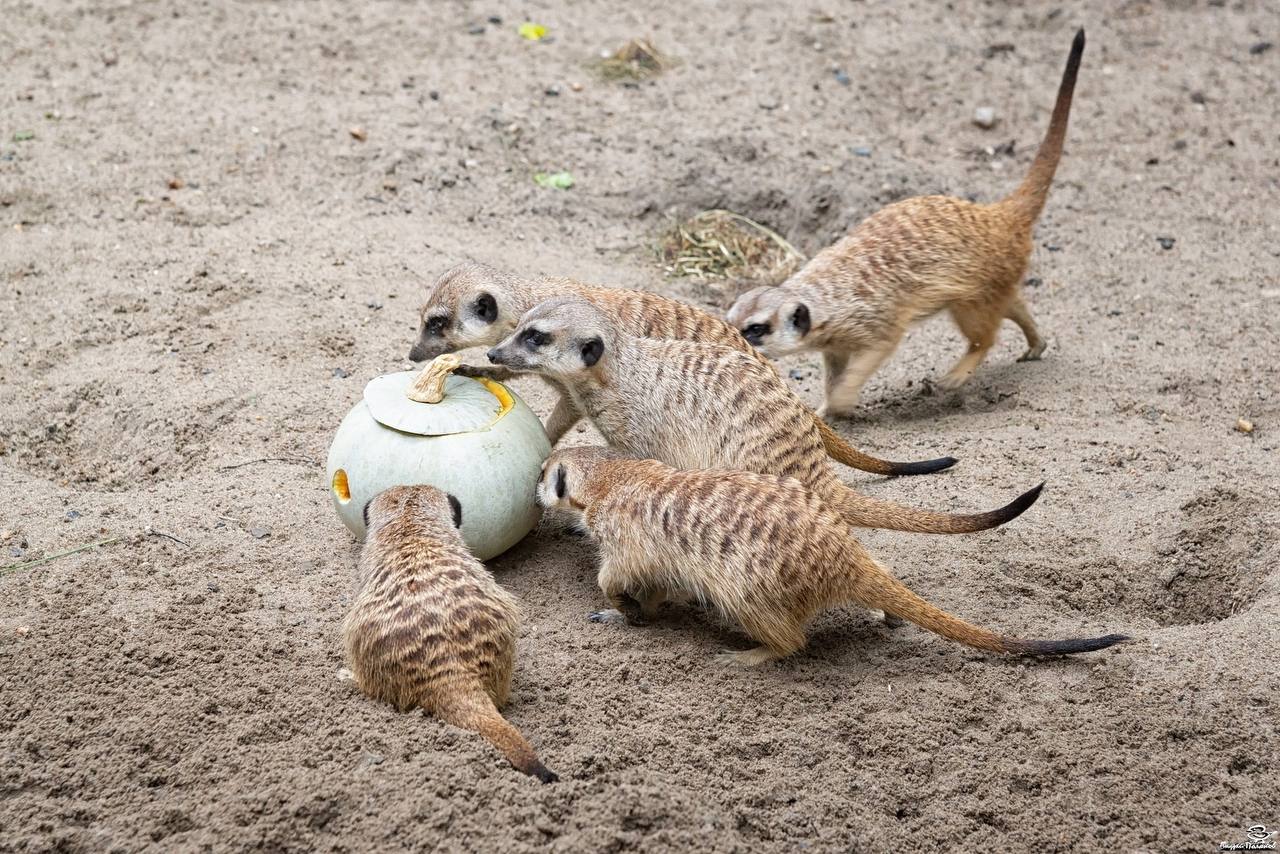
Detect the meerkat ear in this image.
<box><xmin>474</xmin><ymin>292</ymin><xmax>497</xmax><ymax>323</ymax></box>
<box><xmin>791</xmin><ymin>303</ymin><xmax>811</xmax><ymax>336</ymax></box>
<box><xmin>554</xmin><ymin>465</ymin><xmax>567</xmax><ymax>499</ymax></box>
<box><xmin>580</xmin><ymin>337</ymin><xmax>604</xmax><ymax>367</ymax></box>
<box><xmin>446</xmin><ymin>493</ymin><xmax>463</xmax><ymax>528</ymax></box>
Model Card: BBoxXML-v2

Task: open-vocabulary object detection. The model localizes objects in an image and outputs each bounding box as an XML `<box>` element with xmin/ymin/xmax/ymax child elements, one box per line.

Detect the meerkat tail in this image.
<box><xmin>1002</xmin><ymin>28</ymin><xmax>1085</xmax><ymax>224</ymax></box>
<box><xmin>824</xmin><ymin>481</ymin><xmax>1044</xmax><ymax>534</ymax></box>
<box><xmin>435</xmin><ymin>691</ymin><xmax>559</xmax><ymax>783</ymax></box>
<box><xmin>814</xmin><ymin>417</ymin><xmax>958</xmax><ymax>476</ymax></box>
<box><xmin>847</xmin><ymin>547</ymin><xmax>1129</xmax><ymax>656</ymax></box>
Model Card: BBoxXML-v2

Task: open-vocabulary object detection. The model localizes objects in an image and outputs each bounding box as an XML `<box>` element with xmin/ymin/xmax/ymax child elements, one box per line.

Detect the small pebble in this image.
<box><xmin>428</xmin><ymin>90</ymin><xmax>440</xmax><ymax>101</ymax></box>
<box><xmin>851</xmin><ymin>145</ymin><xmax>872</xmax><ymax>157</ymax></box>
<box><xmin>207</xmin><ymin>581</ymin><xmax>221</xmax><ymax>592</ymax></box>
<box><xmin>1235</xmin><ymin>418</ymin><xmax>1254</xmax><ymax>434</ymax></box>
<box><xmin>1249</xmin><ymin>42</ymin><xmax>1272</xmax><ymax>55</ymax></box>
<box><xmin>1156</xmin><ymin>237</ymin><xmax>1175</xmax><ymax>250</ymax></box>
<box><xmin>972</xmin><ymin>106</ymin><xmax>998</xmax><ymax>129</ymax></box>
<box><xmin>544</xmin><ymin>85</ymin><xmax>560</xmax><ymax>97</ymax></box>
<box><xmin>1025</xmin><ymin>277</ymin><xmax>1043</xmax><ymax>288</ymax></box>
<box><xmin>833</xmin><ymin>68</ymin><xmax>850</xmax><ymax>86</ymax></box>
<box><xmin>8</xmin><ymin>546</ymin><xmax>24</xmax><ymax>558</ymax></box>
<box><xmin>1172</xmin><ymin>139</ymin><xmax>1187</xmax><ymax>151</ymax></box>
<box><xmin>15</xmin><ymin>626</ymin><xmax>29</xmax><ymax>636</ymax></box>
<box><xmin>467</xmin><ymin>23</ymin><xmax>485</xmax><ymax>35</ymax></box>
<box><xmin>349</xmin><ymin>126</ymin><xmax>368</xmax><ymax>141</ymax></box>
<box><xmin>65</xmin><ymin>510</ymin><xmax>81</xmax><ymax>521</ymax></box>
<box><xmin>333</xmin><ymin>367</ymin><xmax>350</xmax><ymax>378</ymax></box>
<box><xmin>250</xmin><ymin>526</ymin><xmax>272</xmax><ymax>540</ymax></box>
<box><xmin>366</xmin><ymin>300</ymin><xmax>383</xmax><ymax>310</ymax></box>
<box><xmin>487</xmin><ymin>15</ymin><xmax>502</xmax><ymax>24</ymax></box>
<box><xmin>1189</xmin><ymin>91</ymin><xmax>1206</xmax><ymax>105</ymax></box>
<box><xmin>570</xmin><ymin>81</ymin><xmax>583</xmax><ymax>92</ymax></box>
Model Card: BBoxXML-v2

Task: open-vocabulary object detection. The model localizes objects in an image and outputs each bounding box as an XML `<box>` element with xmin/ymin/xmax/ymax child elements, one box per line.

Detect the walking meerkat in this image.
<box><xmin>342</xmin><ymin>485</ymin><xmax>558</xmax><ymax>783</ymax></box>
<box><xmin>537</xmin><ymin>447</ymin><xmax>1128</xmax><ymax>665</ymax></box>
<box><xmin>487</xmin><ymin>296</ymin><xmax>1043</xmax><ymax>536</ymax></box>
<box><xmin>727</xmin><ymin>29</ymin><xmax>1086</xmax><ymax>416</ymax></box>
<box><xmin>408</xmin><ymin>261</ymin><xmax>956</xmax><ymax>476</ymax></box>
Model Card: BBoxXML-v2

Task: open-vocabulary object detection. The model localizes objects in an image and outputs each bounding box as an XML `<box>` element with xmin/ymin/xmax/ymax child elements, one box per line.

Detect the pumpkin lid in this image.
<box><xmin>364</xmin><ymin>356</ymin><xmax>513</xmax><ymax>437</ymax></box>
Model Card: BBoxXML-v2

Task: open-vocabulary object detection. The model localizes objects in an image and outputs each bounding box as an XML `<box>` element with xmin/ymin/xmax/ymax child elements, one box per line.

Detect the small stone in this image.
<box><xmin>851</xmin><ymin>145</ymin><xmax>872</xmax><ymax>157</ymax></box>
<box><xmin>984</xmin><ymin>43</ymin><xmax>1016</xmax><ymax>58</ymax></box>
<box><xmin>250</xmin><ymin>526</ymin><xmax>271</xmax><ymax>540</ymax></box>
<box><xmin>366</xmin><ymin>300</ymin><xmax>383</xmax><ymax>310</ymax></box>
<box><xmin>1</xmin><ymin>529</ymin><xmax>13</xmax><ymax>543</ymax></box>
<box><xmin>1156</xmin><ymin>236</ymin><xmax>1175</xmax><ymax>250</ymax></box>
<box><xmin>1249</xmin><ymin>42</ymin><xmax>1272</xmax><ymax>55</ymax></box>
<box><xmin>1189</xmin><ymin>91</ymin><xmax>1206</xmax><ymax>105</ymax></box>
<box><xmin>833</xmin><ymin>68</ymin><xmax>850</xmax><ymax>86</ymax></box>
<box><xmin>1235</xmin><ymin>418</ymin><xmax>1254</xmax><ymax>434</ymax></box>
<box><xmin>487</xmin><ymin>15</ymin><xmax>502</xmax><ymax>24</ymax></box>
<box><xmin>167</xmin><ymin>177</ymin><xmax>184</xmax><ymax>190</ymax></box>
<box><xmin>348</xmin><ymin>126</ymin><xmax>368</xmax><ymax>141</ymax></box>
<box><xmin>544</xmin><ymin>85</ymin><xmax>560</xmax><ymax>97</ymax></box>
<box><xmin>207</xmin><ymin>581</ymin><xmax>221</xmax><ymax>592</ymax></box>
<box><xmin>440</xmin><ymin>173</ymin><xmax>457</xmax><ymax>188</ymax></box>
<box><xmin>1025</xmin><ymin>277</ymin><xmax>1043</xmax><ymax>288</ymax></box>
<box><xmin>1172</xmin><ymin>139</ymin><xmax>1187</xmax><ymax>151</ymax></box>
<box><xmin>569</xmin><ymin>81</ymin><xmax>583</xmax><ymax>92</ymax></box>
<box><xmin>428</xmin><ymin>90</ymin><xmax>440</xmax><ymax>101</ymax></box>
<box><xmin>8</xmin><ymin>546</ymin><xmax>24</xmax><ymax>558</ymax></box>
<box><xmin>14</xmin><ymin>626</ymin><xmax>29</xmax><ymax>636</ymax></box>
<box><xmin>333</xmin><ymin>367</ymin><xmax>350</xmax><ymax>378</ymax></box>
<box><xmin>359</xmin><ymin>751</ymin><xmax>385</xmax><ymax>767</ymax></box>
<box><xmin>789</xmin><ymin>368</ymin><xmax>806</xmax><ymax>380</ymax></box>
<box><xmin>972</xmin><ymin>106</ymin><xmax>998</xmax><ymax>129</ymax></box>
<box><xmin>467</xmin><ymin>23</ymin><xmax>486</xmax><ymax>35</ymax></box>
<box><xmin>65</xmin><ymin>510</ymin><xmax>81</xmax><ymax>521</ymax></box>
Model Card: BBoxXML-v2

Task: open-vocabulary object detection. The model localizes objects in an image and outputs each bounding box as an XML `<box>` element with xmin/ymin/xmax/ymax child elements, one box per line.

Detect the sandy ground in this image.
<box><xmin>2</xmin><ymin>1</ymin><xmax>1278</xmax><ymax>851</ymax></box>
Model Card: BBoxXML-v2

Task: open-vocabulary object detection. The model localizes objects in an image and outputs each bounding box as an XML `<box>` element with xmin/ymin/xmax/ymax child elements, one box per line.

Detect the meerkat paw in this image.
<box><xmin>868</xmin><ymin>609</ymin><xmax>904</xmax><ymax>628</ymax></box>
<box><xmin>716</xmin><ymin>647</ymin><xmax>781</xmax><ymax>667</ymax></box>
<box><xmin>588</xmin><ymin>608</ymin><xmax>626</xmax><ymax>624</ymax></box>
<box><xmin>936</xmin><ymin>372</ymin><xmax>971</xmax><ymax>391</ymax></box>
<box><xmin>1018</xmin><ymin>342</ymin><xmax>1047</xmax><ymax>362</ymax></box>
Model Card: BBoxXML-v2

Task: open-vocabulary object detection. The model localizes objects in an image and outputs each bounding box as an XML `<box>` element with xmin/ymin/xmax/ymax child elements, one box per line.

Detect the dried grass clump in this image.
<box><xmin>658</xmin><ymin>209</ymin><xmax>803</xmax><ymax>285</ymax></box>
<box><xmin>597</xmin><ymin>38</ymin><xmax>668</xmax><ymax>80</ymax></box>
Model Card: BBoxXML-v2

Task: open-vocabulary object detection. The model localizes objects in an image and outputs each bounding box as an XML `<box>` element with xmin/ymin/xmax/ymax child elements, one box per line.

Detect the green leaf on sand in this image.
<box><xmin>533</xmin><ymin>171</ymin><xmax>574</xmax><ymax>190</ymax></box>
<box><xmin>13</xmin><ymin>130</ymin><xmax>35</xmax><ymax>142</ymax></box>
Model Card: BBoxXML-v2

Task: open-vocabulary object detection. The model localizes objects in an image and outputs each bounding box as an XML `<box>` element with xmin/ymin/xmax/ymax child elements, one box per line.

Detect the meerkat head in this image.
<box><xmin>726</xmin><ymin>286</ymin><xmax>812</xmax><ymax>356</ymax></box>
<box><xmin>485</xmin><ymin>296</ymin><xmax>616</xmax><ymax>381</ymax></box>
<box><xmin>535</xmin><ymin>446</ymin><xmax>624</xmax><ymax>521</ymax></box>
<box><xmin>409</xmin><ymin>262</ymin><xmax>524</xmax><ymax>362</ymax></box>
<box><xmin>363</xmin><ymin>484</ymin><xmax>463</xmax><ymax>536</ymax></box>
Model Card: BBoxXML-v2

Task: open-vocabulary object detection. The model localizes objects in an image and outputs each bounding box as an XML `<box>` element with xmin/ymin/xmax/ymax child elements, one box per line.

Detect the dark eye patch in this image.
<box><xmin>473</xmin><ymin>292</ymin><xmax>497</xmax><ymax>323</ymax></box>
<box><xmin>424</xmin><ymin>314</ymin><xmax>449</xmax><ymax>336</ymax></box>
<box><xmin>743</xmin><ymin>322</ymin><xmax>771</xmax><ymax>343</ymax></box>
<box><xmin>518</xmin><ymin>327</ymin><xmax>552</xmax><ymax>349</ymax></box>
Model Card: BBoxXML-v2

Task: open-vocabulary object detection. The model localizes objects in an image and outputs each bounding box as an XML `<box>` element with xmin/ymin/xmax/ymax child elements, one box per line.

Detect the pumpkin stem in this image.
<box><xmin>407</xmin><ymin>354</ymin><xmax>461</xmax><ymax>403</ymax></box>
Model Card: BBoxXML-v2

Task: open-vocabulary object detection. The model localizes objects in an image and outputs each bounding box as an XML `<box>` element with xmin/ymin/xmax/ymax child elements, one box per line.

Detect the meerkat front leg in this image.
<box><xmin>454</xmin><ymin>364</ymin><xmax>519</xmax><ymax>382</ymax></box>
<box><xmin>821</xmin><ymin>332</ymin><xmax>904</xmax><ymax>418</ymax></box>
<box><xmin>543</xmin><ymin>395</ymin><xmax>582</xmax><ymax>445</ymax></box>
<box><xmin>1006</xmin><ymin>296</ymin><xmax>1046</xmax><ymax>362</ymax></box>
<box><xmin>589</xmin><ymin>561</ymin><xmax>650</xmax><ymax>625</ymax></box>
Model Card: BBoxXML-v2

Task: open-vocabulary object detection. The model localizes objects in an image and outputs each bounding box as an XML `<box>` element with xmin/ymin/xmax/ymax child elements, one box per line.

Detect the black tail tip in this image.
<box><xmin>1018</xmin><ymin>632</ymin><xmax>1131</xmax><ymax>656</ymax></box>
<box><xmin>534</xmin><ymin>765</ymin><xmax>559</xmax><ymax>784</ymax></box>
<box><xmin>1073</xmin><ymin>28</ymin><xmax>1086</xmax><ymax>49</ymax></box>
<box><xmin>890</xmin><ymin>456</ymin><xmax>960</xmax><ymax>476</ymax></box>
<box><xmin>999</xmin><ymin>481</ymin><xmax>1046</xmax><ymax>521</ymax></box>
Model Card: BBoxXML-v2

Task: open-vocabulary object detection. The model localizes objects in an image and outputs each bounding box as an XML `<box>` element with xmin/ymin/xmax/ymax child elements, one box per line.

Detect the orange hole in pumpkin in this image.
<box><xmin>332</xmin><ymin>469</ymin><xmax>351</xmax><ymax>503</ymax></box>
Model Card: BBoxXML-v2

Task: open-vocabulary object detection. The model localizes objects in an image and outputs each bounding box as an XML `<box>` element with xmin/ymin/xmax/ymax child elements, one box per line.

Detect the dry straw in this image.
<box><xmin>659</xmin><ymin>209</ymin><xmax>803</xmax><ymax>284</ymax></box>
<box><xmin>597</xmin><ymin>38</ymin><xmax>668</xmax><ymax>80</ymax></box>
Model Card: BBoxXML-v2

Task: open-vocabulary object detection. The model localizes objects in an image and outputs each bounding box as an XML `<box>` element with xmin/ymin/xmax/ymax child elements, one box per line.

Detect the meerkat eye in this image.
<box><xmin>743</xmin><ymin>322</ymin><xmax>771</xmax><ymax>343</ymax></box>
<box><xmin>446</xmin><ymin>494</ymin><xmax>462</xmax><ymax>528</ymax></box>
<box><xmin>424</xmin><ymin>315</ymin><xmax>449</xmax><ymax>336</ymax></box>
<box><xmin>580</xmin><ymin>337</ymin><xmax>604</xmax><ymax>367</ymax></box>
<box><xmin>791</xmin><ymin>304</ymin><xmax>811</xmax><ymax>335</ymax></box>
<box><xmin>473</xmin><ymin>293</ymin><xmax>497</xmax><ymax>323</ymax></box>
<box><xmin>554</xmin><ymin>465</ymin><xmax>567</xmax><ymax>499</ymax></box>
<box><xmin>518</xmin><ymin>328</ymin><xmax>551</xmax><ymax>349</ymax></box>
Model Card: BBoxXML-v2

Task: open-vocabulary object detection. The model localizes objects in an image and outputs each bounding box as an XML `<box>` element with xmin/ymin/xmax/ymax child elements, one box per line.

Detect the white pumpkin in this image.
<box><xmin>325</xmin><ymin>355</ymin><xmax>551</xmax><ymax>560</ymax></box>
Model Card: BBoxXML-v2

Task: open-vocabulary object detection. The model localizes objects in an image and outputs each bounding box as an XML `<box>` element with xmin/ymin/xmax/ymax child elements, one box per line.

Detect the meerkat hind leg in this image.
<box><xmin>1006</xmin><ymin>296</ymin><xmax>1046</xmax><ymax>362</ymax></box>
<box><xmin>939</xmin><ymin>303</ymin><xmax>1002</xmax><ymax>390</ymax></box>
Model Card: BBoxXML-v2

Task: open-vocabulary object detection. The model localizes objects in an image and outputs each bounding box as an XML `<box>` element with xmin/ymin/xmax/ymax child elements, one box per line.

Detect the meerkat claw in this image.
<box><xmin>588</xmin><ymin>609</ymin><xmax>625</xmax><ymax>624</ymax></box>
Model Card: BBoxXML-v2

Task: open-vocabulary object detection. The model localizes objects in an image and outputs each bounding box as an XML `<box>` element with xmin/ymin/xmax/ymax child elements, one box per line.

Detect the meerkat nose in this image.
<box><xmin>486</xmin><ymin>347</ymin><xmax>503</xmax><ymax>364</ymax></box>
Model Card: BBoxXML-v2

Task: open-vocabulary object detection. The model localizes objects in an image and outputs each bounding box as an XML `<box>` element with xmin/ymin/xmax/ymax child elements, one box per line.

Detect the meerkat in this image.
<box><xmin>407</xmin><ymin>261</ymin><xmax>956</xmax><ymax>476</ymax></box>
<box><xmin>487</xmin><ymin>296</ymin><xmax>1043</xmax><ymax>536</ymax></box>
<box><xmin>342</xmin><ymin>485</ymin><xmax>557</xmax><ymax>783</ymax></box>
<box><xmin>537</xmin><ymin>447</ymin><xmax>1128</xmax><ymax>665</ymax></box>
<box><xmin>727</xmin><ymin>30</ymin><xmax>1086</xmax><ymax>416</ymax></box>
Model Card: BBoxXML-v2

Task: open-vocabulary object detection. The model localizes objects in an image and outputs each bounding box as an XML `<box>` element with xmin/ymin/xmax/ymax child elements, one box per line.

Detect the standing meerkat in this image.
<box><xmin>487</xmin><ymin>297</ymin><xmax>1043</xmax><ymax>536</ymax></box>
<box><xmin>343</xmin><ymin>485</ymin><xmax>558</xmax><ymax>783</ymax></box>
<box><xmin>407</xmin><ymin>261</ymin><xmax>956</xmax><ymax>476</ymax></box>
<box><xmin>537</xmin><ymin>447</ymin><xmax>1128</xmax><ymax>665</ymax></box>
<box><xmin>727</xmin><ymin>30</ymin><xmax>1086</xmax><ymax>416</ymax></box>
